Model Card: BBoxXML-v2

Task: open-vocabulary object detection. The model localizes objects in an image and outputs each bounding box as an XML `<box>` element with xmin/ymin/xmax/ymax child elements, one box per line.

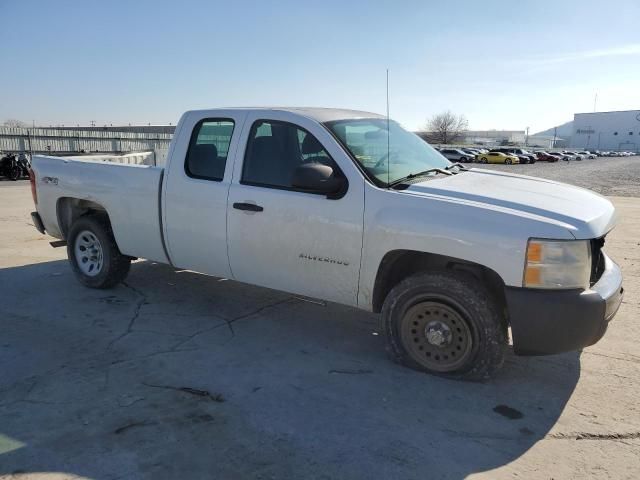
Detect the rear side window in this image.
<box><xmin>242</xmin><ymin>120</ymin><xmax>335</xmax><ymax>189</ymax></box>
<box><xmin>185</xmin><ymin>119</ymin><xmax>235</xmax><ymax>181</ymax></box>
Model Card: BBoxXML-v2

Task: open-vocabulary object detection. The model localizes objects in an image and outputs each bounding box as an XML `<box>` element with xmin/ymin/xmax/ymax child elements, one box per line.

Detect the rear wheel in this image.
<box><xmin>382</xmin><ymin>271</ymin><xmax>507</xmax><ymax>381</ymax></box>
<box><xmin>67</xmin><ymin>215</ymin><xmax>131</xmax><ymax>289</ymax></box>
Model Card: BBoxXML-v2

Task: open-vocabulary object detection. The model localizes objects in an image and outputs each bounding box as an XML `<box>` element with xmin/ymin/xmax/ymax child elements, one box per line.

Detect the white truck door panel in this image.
<box><xmin>227</xmin><ymin>112</ymin><xmax>364</xmax><ymax>306</ymax></box>
<box><xmin>163</xmin><ymin>110</ymin><xmax>247</xmax><ymax>276</ymax></box>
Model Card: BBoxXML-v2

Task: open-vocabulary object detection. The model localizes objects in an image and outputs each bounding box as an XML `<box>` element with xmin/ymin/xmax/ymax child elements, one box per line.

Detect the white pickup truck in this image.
<box><xmin>29</xmin><ymin>108</ymin><xmax>624</xmax><ymax>380</ymax></box>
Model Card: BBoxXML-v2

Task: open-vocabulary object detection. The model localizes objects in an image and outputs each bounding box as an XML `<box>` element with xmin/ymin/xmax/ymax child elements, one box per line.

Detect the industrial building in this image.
<box><xmin>570</xmin><ymin>110</ymin><xmax>640</xmax><ymax>152</ymax></box>
<box><xmin>0</xmin><ymin>126</ymin><xmax>173</xmax><ymax>154</ymax></box>
<box><xmin>417</xmin><ymin>129</ymin><xmax>525</xmax><ymax>146</ymax></box>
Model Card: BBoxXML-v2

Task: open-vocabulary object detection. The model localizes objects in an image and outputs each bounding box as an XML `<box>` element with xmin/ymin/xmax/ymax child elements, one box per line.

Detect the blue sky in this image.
<box><xmin>1</xmin><ymin>0</ymin><xmax>639</xmax><ymax>132</ymax></box>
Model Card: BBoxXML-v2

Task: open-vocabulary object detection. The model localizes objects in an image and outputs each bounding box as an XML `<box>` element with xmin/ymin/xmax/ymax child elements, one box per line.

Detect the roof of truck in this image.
<box><xmin>187</xmin><ymin>107</ymin><xmax>385</xmax><ymax>123</ymax></box>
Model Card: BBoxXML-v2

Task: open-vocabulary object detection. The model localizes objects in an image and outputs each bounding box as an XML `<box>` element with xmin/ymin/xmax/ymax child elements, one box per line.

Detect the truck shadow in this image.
<box><xmin>0</xmin><ymin>260</ymin><xmax>581</xmax><ymax>479</ymax></box>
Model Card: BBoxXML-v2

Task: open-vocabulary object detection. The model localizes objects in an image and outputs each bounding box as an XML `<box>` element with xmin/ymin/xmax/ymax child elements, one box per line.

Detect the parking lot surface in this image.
<box><xmin>1</xmin><ymin>167</ymin><xmax>639</xmax><ymax>479</ymax></box>
<box><xmin>478</xmin><ymin>155</ymin><xmax>640</xmax><ymax>197</ymax></box>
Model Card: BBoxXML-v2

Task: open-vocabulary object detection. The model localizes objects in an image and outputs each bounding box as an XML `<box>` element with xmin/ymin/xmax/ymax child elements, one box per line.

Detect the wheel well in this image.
<box><xmin>372</xmin><ymin>250</ymin><xmax>507</xmax><ymax>315</ymax></box>
<box><xmin>56</xmin><ymin>197</ymin><xmax>110</xmax><ymax>240</ymax></box>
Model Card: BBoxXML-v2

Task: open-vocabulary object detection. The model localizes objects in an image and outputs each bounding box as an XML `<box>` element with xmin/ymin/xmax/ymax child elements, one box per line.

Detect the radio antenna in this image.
<box><xmin>386</xmin><ymin>68</ymin><xmax>390</xmax><ymax>187</ymax></box>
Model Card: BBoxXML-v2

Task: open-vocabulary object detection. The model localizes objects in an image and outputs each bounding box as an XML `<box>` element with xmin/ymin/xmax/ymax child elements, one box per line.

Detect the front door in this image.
<box><xmin>227</xmin><ymin>112</ymin><xmax>364</xmax><ymax>306</ymax></box>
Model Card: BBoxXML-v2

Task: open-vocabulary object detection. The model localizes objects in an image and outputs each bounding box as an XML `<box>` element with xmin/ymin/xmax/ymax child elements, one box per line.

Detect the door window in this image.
<box><xmin>185</xmin><ymin>119</ymin><xmax>235</xmax><ymax>181</ymax></box>
<box><xmin>242</xmin><ymin>120</ymin><xmax>335</xmax><ymax>190</ymax></box>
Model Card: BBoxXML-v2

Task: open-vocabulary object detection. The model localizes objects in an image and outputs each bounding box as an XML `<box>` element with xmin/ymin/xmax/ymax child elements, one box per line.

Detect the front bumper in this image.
<box><xmin>506</xmin><ymin>253</ymin><xmax>623</xmax><ymax>356</ymax></box>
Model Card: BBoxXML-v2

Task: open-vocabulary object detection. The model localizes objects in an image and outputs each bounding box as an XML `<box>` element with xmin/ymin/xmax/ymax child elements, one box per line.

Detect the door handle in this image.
<box><xmin>233</xmin><ymin>202</ymin><xmax>264</xmax><ymax>212</ymax></box>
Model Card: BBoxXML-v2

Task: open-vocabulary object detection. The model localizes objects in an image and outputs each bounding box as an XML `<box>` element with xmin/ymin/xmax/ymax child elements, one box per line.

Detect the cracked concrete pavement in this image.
<box><xmin>1</xmin><ymin>180</ymin><xmax>639</xmax><ymax>479</ymax></box>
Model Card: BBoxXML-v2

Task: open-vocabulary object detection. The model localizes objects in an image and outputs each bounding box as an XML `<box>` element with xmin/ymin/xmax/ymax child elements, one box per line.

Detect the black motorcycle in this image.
<box><xmin>0</xmin><ymin>153</ymin><xmax>21</xmax><ymax>181</ymax></box>
<box><xmin>16</xmin><ymin>152</ymin><xmax>31</xmax><ymax>179</ymax></box>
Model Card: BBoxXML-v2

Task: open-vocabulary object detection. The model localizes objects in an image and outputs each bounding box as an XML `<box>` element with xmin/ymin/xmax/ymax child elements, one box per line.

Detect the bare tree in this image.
<box><xmin>3</xmin><ymin>119</ymin><xmax>28</xmax><ymax>128</ymax></box>
<box><xmin>425</xmin><ymin>111</ymin><xmax>469</xmax><ymax>144</ymax></box>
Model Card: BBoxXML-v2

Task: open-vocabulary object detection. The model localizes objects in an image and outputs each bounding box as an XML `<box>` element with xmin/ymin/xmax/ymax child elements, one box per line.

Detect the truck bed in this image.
<box><xmin>32</xmin><ymin>155</ymin><xmax>169</xmax><ymax>264</ymax></box>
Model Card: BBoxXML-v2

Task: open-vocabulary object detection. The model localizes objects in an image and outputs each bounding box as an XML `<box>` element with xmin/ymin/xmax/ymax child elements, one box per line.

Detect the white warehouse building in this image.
<box><xmin>570</xmin><ymin>109</ymin><xmax>640</xmax><ymax>153</ymax></box>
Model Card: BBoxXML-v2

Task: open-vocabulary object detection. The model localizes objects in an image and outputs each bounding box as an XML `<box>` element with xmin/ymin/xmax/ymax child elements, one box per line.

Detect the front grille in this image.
<box><xmin>590</xmin><ymin>236</ymin><xmax>605</xmax><ymax>285</ymax></box>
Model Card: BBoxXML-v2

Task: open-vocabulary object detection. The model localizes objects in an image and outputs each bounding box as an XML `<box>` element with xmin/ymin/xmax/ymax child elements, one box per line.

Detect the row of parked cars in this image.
<box><xmin>435</xmin><ymin>146</ymin><xmax>635</xmax><ymax>165</ymax></box>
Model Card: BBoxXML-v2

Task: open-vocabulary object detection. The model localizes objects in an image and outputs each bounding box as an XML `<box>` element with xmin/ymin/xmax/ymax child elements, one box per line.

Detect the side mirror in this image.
<box><xmin>291</xmin><ymin>163</ymin><xmax>347</xmax><ymax>198</ymax></box>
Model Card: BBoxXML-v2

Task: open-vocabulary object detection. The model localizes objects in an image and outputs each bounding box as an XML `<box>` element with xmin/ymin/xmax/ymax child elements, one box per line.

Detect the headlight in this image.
<box><xmin>524</xmin><ymin>239</ymin><xmax>591</xmax><ymax>289</ymax></box>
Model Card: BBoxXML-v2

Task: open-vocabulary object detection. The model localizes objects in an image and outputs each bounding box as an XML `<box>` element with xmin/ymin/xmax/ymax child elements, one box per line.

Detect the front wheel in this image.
<box><xmin>67</xmin><ymin>215</ymin><xmax>131</xmax><ymax>289</ymax></box>
<box><xmin>480</xmin><ymin>157</ymin><xmax>488</xmax><ymax>164</ymax></box>
<box><xmin>382</xmin><ymin>271</ymin><xmax>507</xmax><ymax>381</ymax></box>
<box><xmin>505</xmin><ymin>159</ymin><xmax>512</xmax><ymax>164</ymax></box>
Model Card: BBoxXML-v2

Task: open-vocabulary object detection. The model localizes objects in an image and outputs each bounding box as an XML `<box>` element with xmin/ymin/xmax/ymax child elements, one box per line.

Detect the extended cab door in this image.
<box><xmin>163</xmin><ymin>110</ymin><xmax>247</xmax><ymax>276</ymax></box>
<box><xmin>226</xmin><ymin>112</ymin><xmax>364</xmax><ymax>306</ymax></box>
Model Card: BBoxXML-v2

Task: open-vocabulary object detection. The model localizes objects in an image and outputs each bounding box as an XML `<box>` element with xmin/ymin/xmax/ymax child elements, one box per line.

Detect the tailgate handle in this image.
<box><xmin>233</xmin><ymin>202</ymin><xmax>263</xmax><ymax>212</ymax></box>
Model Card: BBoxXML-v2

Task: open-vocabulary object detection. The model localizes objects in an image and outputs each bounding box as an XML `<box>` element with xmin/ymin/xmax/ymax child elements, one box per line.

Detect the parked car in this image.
<box><xmin>490</xmin><ymin>149</ymin><xmax>527</xmax><ymax>164</ymax></box>
<box><xmin>509</xmin><ymin>148</ymin><xmax>537</xmax><ymax>164</ymax></box>
<box><xmin>462</xmin><ymin>148</ymin><xmax>482</xmax><ymax>157</ymax></box>
<box><xmin>440</xmin><ymin>148</ymin><xmax>473</xmax><ymax>163</ymax></box>
<box><xmin>476</xmin><ymin>151</ymin><xmax>520</xmax><ymax>164</ymax></box>
<box><xmin>535</xmin><ymin>151</ymin><xmax>560</xmax><ymax>162</ymax></box>
<box><xmin>558</xmin><ymin>152</ymin><xmax>576</xmax><ymax>161</ymax></box>
<box><xmin>564</xmin><ymin>151</ymin><xmax>584</xmax><ymax>160</ymax></box>
<box><xmin>491</xmin><ymin>148</ymin><xmax>532</xmax><ymax>164</ymax></box>
<box><xmin>29</xmin><ymin>107</ymin><xmax>623</xmax><ymax>380</ymax></box>
<box><xmin>577</xmin><ymin>151</ymin><xmax>596</xmax><ymax>159</ymax></box>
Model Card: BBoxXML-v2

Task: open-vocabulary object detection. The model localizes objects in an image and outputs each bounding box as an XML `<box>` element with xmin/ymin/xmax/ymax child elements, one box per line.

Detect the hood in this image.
<box><xmin>405</xmin><ymin>168</ymin><xmax>616</xmax><ymax>239</ymax></box>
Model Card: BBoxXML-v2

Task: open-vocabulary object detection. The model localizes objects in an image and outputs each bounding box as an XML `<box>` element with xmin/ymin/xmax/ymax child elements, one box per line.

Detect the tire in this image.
<box><xmin>505</xmin><ymin>159</ymin><xmax>512</xmax><ymax>164</ymax></box>
<box><xmin>480</xmin><ymin>157</ymin><xmax>488</xmax><ymax>164</ymax></box>
<box><xmin>67</xmin><ymin>215</ymin><xmax>131</xmax><ymax>289</ymax></box>
<box><xmin>381</xmin><ymin>271</ymin><xmax>507</xmax><ymax>381</ymax></box>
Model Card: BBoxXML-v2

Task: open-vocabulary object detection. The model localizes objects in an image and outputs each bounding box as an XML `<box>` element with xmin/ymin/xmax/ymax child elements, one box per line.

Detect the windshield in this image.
<box><xmin>325</xmin><ymin>118</ymin><xmax>450</xmax><ymax>186</ymax></box>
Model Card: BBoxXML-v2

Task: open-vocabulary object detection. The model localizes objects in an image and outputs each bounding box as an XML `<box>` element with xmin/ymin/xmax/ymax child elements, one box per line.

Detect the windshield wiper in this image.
<box><xmin>387</xmin><ymin>168</ymin><xmax>451</xmax><ymax>188</ymax></box>
<box><xmin>445</xmin><ymin>163</ymin><xmax>468</xmax><ymax>171</ymax></box>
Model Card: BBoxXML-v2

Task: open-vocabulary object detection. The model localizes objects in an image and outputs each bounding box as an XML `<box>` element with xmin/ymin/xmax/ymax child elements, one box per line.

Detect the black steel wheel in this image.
<box><xmin>382</xmin><ymin>271</ymin><xmax>507</xmax><ymax>380</ymax></box>
<box><xmin>399</xmin><ymin>300</ymin><xmax>475</xmax><ymax>372</ymax></box>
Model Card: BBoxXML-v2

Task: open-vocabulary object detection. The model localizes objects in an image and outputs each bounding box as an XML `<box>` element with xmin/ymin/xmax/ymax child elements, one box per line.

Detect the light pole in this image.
<box><xmin>525</xmin><ymin>127</ymin><xmax>529</xmax><ymax>146</ymax></box>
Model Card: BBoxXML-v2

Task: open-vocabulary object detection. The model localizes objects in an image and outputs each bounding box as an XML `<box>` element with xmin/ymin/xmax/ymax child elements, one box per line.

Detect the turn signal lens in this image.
<box><xmin>524</xmin><ymin>266</ymin><xmax>541</xmax><ymax>285</ymax></box>
<box><xmin>526</xmin><ymin>242</ymin><xmax>542</xmax><ymax>263</ymax></box>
